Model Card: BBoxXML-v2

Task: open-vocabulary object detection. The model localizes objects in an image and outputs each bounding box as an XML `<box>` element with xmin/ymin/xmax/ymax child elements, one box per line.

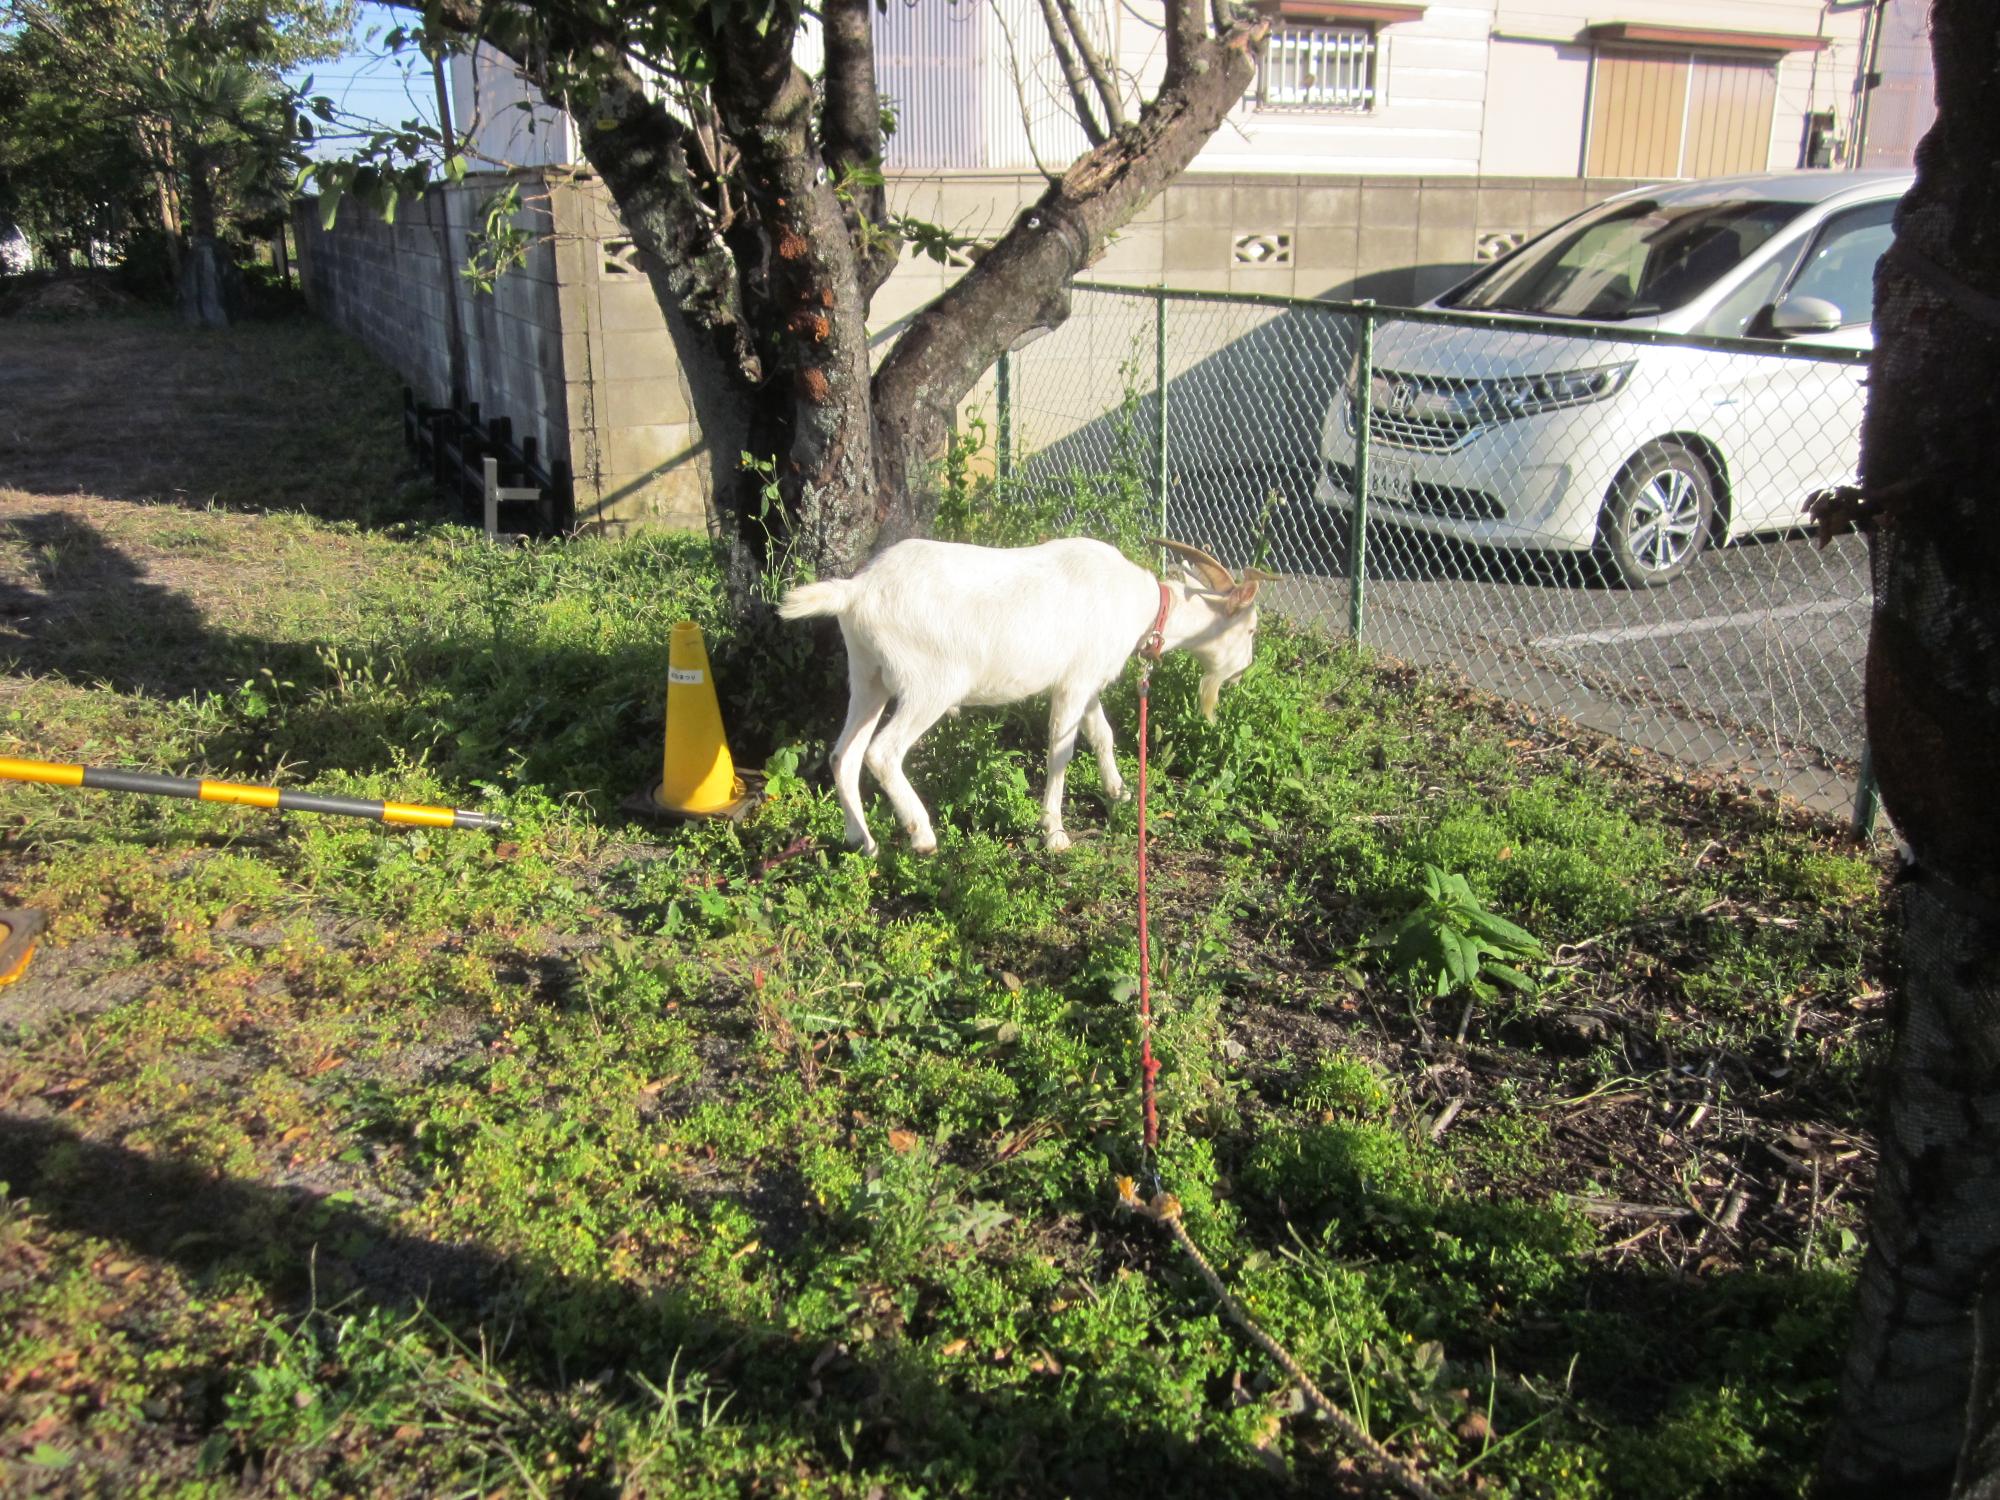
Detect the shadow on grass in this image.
<box><xmin>0</xmin><ymin>510</ymin><xmax>690</xmax><ymax>800</ymax></box>
<box><xmin>0</xmin><ymin>315</ymin><xmax>425</xmax><ymax>526</ymax></box>
<box><xmin>0</xmin><ymin>1110</ymin><xmax>1297</xmax><ymax>1496</ymax></box>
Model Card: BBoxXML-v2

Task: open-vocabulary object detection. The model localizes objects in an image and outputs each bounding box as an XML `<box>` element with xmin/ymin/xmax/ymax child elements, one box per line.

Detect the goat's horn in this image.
<box><xmin>1149</xmin><ymin>537</ymin><xmax>1235</xmax><ymax>594</ymax></box>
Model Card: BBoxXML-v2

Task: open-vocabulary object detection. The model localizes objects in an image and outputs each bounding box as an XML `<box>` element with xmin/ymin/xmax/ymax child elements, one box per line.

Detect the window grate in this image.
<box><xmin>1258</xmin><ymin>23</ymin><xmax>1376</xmax><ymax>112</ymax></box>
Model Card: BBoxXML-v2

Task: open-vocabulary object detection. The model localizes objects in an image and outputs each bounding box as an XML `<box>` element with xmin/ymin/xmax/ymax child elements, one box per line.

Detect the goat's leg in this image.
<box><xmin>1083</xmin><ymin>696</ymin><xmax>1126</xmax><ymax>803</ymax></box>
<box><xmin>831</xmin><ymin>660</ymin><xmax>890</xmax><ymax>855</ymax></box>
<box><xmin>864</xmin><ymin>695</ymin><xmax>952</xmax><ymax>854</ymax></box>
<box><xmin>1041</xmin><ymin>690</ymin><xmax>1089</xmax><ymax>852</ymax></box>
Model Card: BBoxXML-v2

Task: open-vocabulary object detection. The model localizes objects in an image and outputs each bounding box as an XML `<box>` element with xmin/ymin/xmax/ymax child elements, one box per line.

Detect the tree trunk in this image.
<box><xmin>1820</xmin><ymin>3</ymin><xmax>2000</xmax><ymax>1494</ymax></box>
<box><xmin>482</xmin><ymin>2</ymin><xmax>1261</xmax><ymax>581</ymax></box>
<box><xmin>177</xmin><ymin>143</ymin><xmax>232</xmax><ymax>329</ymax></box>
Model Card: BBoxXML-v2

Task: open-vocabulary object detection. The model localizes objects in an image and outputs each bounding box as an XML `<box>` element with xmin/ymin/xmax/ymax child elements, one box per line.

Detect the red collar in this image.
<box><xmin>1138</xmin><ymin>579</ymin><xmax>1172</xmax><ymax>660</ymax></box>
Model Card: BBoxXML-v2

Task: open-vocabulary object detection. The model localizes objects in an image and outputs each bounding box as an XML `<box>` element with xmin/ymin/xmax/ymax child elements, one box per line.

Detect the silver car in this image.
<box><xmin>1318</xmin><ymin>170</ymin><xmax>1910</xmax><ymax>585</ymax></box>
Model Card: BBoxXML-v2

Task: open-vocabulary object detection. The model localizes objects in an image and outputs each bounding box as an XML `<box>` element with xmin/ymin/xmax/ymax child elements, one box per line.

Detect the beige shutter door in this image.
<box><xmin>1586</xmin><ymin>49</ymin><xmax>1691</xmax><ymax>177</ymax></box>
<box><xmin>1684</xmin><ymin>56</ymin><xmax>1779</xmax><ymax>176</ymax></box>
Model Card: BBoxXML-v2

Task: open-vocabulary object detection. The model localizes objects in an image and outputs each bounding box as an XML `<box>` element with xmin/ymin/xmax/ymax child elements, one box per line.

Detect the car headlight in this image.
<box><xmin>1479</xmin><ymin>363</ymin><xmax>1635</xmax><ymax>420</ymax></box>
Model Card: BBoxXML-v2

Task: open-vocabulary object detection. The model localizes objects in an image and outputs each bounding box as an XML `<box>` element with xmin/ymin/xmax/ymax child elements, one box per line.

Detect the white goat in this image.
<box><xmin>778</xmin><ymin>536</ymin><xmax>1272</xmax><ymax>855</ymax></box>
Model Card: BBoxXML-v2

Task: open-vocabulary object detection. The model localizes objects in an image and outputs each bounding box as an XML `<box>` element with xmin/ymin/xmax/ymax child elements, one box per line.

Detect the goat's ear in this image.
<box><xmin>1224</xmin><ymin>569</ymin><xmax>1279</xmax><ymax>614</ymax></box>
<box><xmin>1150</xmin><ymin>537</ymin><xmax>1235</xmax><ymax>593</ymax></box>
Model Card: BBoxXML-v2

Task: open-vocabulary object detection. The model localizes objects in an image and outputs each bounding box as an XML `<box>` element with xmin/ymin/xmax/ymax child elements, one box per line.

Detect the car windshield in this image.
<box><xmin>1442</xmin><ymin>198</ymin><xmax>1810</xmax><ymax>320</ymax></box>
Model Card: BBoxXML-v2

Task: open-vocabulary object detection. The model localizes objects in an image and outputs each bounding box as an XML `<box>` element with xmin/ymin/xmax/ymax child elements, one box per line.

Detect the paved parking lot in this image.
<box><xmin>1167</xmin><ymin>464</ymin><xmax>1871</xmax><ymax>817</ymax></box>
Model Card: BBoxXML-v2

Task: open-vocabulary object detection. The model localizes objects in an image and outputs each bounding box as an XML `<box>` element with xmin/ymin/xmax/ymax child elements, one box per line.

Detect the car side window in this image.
<box><xmin>1700</xmin><ymin>252</ymin><xmax>1797</xmax><ymax>339</ymax></box>
<box><xmin>1785</xmin><ymin>201</ymin><xmax>1897</xmax><ymax>327</ymax></box>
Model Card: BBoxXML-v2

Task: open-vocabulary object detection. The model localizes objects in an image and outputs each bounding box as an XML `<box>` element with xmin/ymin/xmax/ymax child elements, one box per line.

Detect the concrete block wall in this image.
<box><xmin>882</xmin><ymin>171</ymin><xmax>1643</xmax><ymax>470</ymax></box>
<box><xmin>544</xmin><ymin>180</ymin><xmax>728</xmax><ymax>536</ymax></box>
<box><xmin>298</xmin><ymin>168</ymin><xmax>1642</xmax><ymax>534</ymax></box>
<box><xmin>296</xmin><ymin>178</ymin><xmax>570</xmax><ymax>520</ymax></box>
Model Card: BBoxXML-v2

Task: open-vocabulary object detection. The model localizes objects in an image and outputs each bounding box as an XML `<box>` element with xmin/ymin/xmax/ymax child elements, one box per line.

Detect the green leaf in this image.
<box><xmin>1460</xmin><ymin>905</ymin><xmax>1543</xmax><ymax>955</ymax></box>
<box><xmin>1479</xmin><ymin>960</ymin><xmax>1538</xmax><ymax>993</ymax></box>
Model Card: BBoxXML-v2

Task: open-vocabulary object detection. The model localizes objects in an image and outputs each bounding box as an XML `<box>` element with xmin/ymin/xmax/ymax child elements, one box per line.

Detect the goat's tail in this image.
<box><xmin>775</xmin><ymin>578</ymin><xmax>855</xmax><ymax>622</ymax></box>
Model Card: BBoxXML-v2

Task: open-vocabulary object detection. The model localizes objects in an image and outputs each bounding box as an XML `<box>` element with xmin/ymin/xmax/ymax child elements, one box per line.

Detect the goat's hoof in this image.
<box><xmin>1044</xmin><ymin>830</ymin><xmax>1072</xmax><ymax>854</ymax></box>
<box><xmin>1106</xmin><ymin>784</ymin><xmax>1130</xmax><ymax>804</ymax></box>
<box><xmin>911</xmin><ymin>837</ymin><xmax>939</xmax><ymax>856</ymax></box>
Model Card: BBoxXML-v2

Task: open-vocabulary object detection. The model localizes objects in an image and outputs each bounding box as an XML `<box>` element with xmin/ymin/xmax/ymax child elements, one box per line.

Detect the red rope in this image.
<box><xmin>1138</xmin><ymin>671</ymin><xmax>1159</xmax><ymax>1153</ymax></box>
<box><xmin>1135</xmin><ymin>579</ymin><xmax>1171</xmax><ymax>1159</ymax></box>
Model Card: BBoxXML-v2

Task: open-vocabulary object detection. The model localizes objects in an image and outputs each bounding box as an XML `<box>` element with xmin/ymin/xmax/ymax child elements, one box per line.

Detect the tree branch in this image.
<box><xmin>1169</xmin><ymin>0</ymin><xmax>1210</xmax><ymax>80</ymax></box>
<box><xmin>398</xmin><ymin>1</ymin><xmax>761</xmax><ymax>382</ymax></box>
<box><xmin>1055</xmin><ymin>0</ymin><xmax>1125</xmax><ymax>131</ymax></box>
<box><xmin>871</xmin><ymin>10</ymin><xmax>1268</xmax><ymax>538</ymax></box>
<box><xmin>819</xmin><ymin>0</ymin><xmax>895</xmax><ymax>301</ymax></box>
<box><xmin>1033</xmin><ymin>0</ymin><xmax>1108</xmax><ymax>146</ymax></box>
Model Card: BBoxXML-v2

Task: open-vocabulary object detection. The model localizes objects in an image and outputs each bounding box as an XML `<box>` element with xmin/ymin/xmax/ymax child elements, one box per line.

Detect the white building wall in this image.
<box><xmin>453</xmin><ymin>45</ymin><xmax>576</xmax><ymax>169</ymax></box>
<box><xmin>1486</xmin><ymin>0</ymin><xmax>1873</xmax><ymax>177</ymax></box>
<box><xmin>1111</xmin><ymin>0</ymin><xmax>1495</xmax><ymax>176</ymax></box>
<box><xmin>1479</xmin><ymin>38</ymin><xmax>1590</xmax><ymax>176</ymax></box>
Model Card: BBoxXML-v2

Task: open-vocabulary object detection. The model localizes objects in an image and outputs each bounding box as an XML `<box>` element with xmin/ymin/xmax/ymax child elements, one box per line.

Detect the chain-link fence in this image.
<box><xmin>993</xmin><ymin>282</ymin><xmax>1875</xmax><ymax>824</ymax></box>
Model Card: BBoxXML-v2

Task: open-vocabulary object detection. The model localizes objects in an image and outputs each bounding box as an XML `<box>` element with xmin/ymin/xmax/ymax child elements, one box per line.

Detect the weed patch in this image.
<box><xmin>0</xmin><ymin>318</ymin><xmax>1892</xmax><ymax>1497</ymax></box>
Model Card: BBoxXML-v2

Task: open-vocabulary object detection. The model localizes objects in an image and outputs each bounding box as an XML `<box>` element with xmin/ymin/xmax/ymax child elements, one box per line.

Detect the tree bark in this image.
<box><xmin>1820</xmin><ymin>3</ymin><xmax>2000</xmax><ymax>1495</ymax></box>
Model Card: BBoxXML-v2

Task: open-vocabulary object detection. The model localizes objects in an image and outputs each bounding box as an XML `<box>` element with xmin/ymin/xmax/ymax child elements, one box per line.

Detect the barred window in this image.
<box><xmin>1258</xmin><ymin>22</ymin><xmax>1377</xmax><ymax>111</ymax></box>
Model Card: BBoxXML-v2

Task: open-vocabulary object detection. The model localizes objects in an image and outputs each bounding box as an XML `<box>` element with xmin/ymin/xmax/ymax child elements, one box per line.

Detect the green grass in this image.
<box><xmin>0</xmin><ymin>315</ymin><xmax>1893</xmax><ymax>1497</ymax></box>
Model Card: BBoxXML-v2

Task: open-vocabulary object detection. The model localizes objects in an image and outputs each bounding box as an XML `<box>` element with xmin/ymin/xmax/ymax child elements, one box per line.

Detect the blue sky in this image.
<box><xmin>284</xmin><ymin>1</ymin><xmax>442</xmax><ymax>151</ymax></box>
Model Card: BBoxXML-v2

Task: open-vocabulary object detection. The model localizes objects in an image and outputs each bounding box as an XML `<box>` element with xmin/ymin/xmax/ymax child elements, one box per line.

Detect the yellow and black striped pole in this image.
<box><xmin>0</xmin><ymin>756</ymin><xmax>505</xmax><ymax>832</ymax></box>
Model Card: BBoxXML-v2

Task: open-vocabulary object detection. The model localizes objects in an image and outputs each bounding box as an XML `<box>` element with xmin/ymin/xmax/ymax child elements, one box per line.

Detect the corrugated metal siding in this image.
<box><xmin>1684</xmin><ymin>57</ymin><xmax>1776</xmax><ymax>176</ymax></box>
<box><xmin>878</xmin><ymin>2</ymin><xmax>986</xmax><ymax>169</ymax></box>
<box><xmin>1586</xmin><ymin>49</ymin><xmax>1689</xmax><ymax>178</ymax></box>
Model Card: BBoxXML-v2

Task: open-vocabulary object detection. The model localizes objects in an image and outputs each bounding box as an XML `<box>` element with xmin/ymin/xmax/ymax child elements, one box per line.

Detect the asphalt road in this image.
<box><xmin>1163</xmin><ymin>464</ymin><xmax>1871</xmax><ymax>816</ymax></box>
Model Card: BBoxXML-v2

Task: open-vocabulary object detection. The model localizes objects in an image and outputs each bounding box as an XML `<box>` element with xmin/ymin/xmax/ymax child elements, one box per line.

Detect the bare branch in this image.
<box><xmin>989</xmin><ymin>0</ymin><xmax>1061</xmax><ymax>181</ymax></box>
<box><xmin>820</xmin><ymin>0</ymin><xmax>881</xmax><ymax>179</ymax></box>
<box><xmin>872</xmin><ymin>9</ymin><xmax>1270</xmax><ymax>538</ymax></box>
<box><xmin>1033</xmin><ymin>0</ymin><xmax>1108</xmax><ymax>146</ymax></box>
<box><xmin>1054</xmin><ymin>0</ymin><xmax>1126</xmax><ymax>131</ymax></box>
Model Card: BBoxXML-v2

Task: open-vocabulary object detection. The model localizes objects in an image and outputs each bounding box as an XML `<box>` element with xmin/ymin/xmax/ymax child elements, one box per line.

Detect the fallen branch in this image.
<box><xmin>1119</xmin><ymin>1178</ymin><xmax>1454</xmax><ymax>1500</ymax></box>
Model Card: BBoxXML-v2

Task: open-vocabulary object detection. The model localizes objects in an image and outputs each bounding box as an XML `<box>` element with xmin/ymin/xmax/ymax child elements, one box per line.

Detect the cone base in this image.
<box><xmin>0</xmin><ymin>908</ymin><xmax>46</xmax><ymax>988</ymax></box>
<box><xmin>621</xmin><ymin>774</ymin><xmax>762</xmax><ymax>825</ymax></box>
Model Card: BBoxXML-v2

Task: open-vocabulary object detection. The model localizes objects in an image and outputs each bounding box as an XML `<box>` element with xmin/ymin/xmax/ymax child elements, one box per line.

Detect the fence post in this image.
<box><xmin>1851</xmin><ymin>741</ymin><xmax>1882</xmax><ymax>841</ymax></box>
<box><xmin>1348</xmin><ymin>301</ymin><xmax>1375</xmax><ymax>643</ymax></box>
<box><xmin>482</xmin><ymin>456</ymin><xmax>500</xmax><ymax>543</ymax></box>
<box><xmin>996</xmin><ymin>350</ymin><xmax>1013</xmax><ymax>482</ymax></box>
<box><xmin>1154</xmin><ymin>290</ymin><xmax>1169</xmax><ymax>544</ymax></box>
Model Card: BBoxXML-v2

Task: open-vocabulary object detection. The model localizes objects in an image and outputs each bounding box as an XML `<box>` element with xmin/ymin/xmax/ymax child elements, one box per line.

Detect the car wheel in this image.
<box><xmin>1597</xmin><ymin>441</ymin><xmax>1716</xmax><ymax>588</ymax></box>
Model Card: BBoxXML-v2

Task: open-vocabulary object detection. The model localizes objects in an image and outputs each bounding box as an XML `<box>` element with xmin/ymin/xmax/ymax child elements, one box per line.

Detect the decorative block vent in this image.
<box><xmin>1475</xmin><ymin>230</ymin><xmax>1527</xmax><ymax>262</ymax></box>
<box><xmin>1233</xmin><ymin>232</ymin><xmax>1292</xmax><ymax>267</ymax></box>
<box><xmin>601</xmin><ymin>239</ymin><xmax>642</xmax><ymax>277</ymax></box>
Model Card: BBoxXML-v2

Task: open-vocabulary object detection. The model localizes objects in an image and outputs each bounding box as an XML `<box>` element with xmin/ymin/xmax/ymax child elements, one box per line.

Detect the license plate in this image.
<box><xmin>1371</xmin><ymin>459</ymin><xmax>1413</xmax><ymax>505</ymax></box>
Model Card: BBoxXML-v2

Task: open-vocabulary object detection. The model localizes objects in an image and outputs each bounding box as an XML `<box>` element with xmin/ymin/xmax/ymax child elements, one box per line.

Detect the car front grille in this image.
<box><xmin>1346</xmin><ymin>396</ymin><xmax>1480</xmax><ymax>452</ymax></box>
<box><xmin>1326</xmin><ymin>462</ymin><xmax>1505</xmax><ymax>522</ymax></box>
<box><xmin>1376</xmin><ymin>409</ymin><xmax>1477</xmax><ymax>452</ymax></box>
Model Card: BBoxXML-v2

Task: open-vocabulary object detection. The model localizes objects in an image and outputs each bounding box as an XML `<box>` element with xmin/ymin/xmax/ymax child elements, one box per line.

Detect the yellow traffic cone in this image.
<box><xmin>651</xmin><ymin>621</ymin><xmax>751</xmax><ymax>817</ymax></box>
